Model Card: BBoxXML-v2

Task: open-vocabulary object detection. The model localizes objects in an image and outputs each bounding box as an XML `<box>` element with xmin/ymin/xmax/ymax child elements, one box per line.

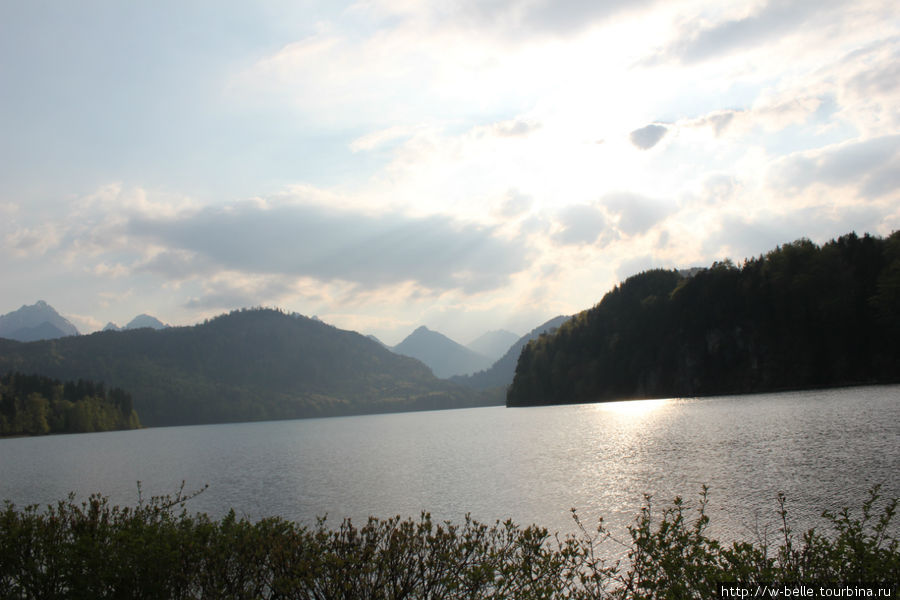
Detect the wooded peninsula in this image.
<box><xmin>0</xmin><ymin>372</ymin><xmax>140</xmax><ymax>436</ymax></box>
<box><xmin>508</xmin><ymin>231</ymin><xmax>900</xmax><ymax>406</ymax></box>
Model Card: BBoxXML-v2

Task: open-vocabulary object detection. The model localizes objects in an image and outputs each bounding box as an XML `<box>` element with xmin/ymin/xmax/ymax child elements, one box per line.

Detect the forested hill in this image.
<box><xmin>0</xmin><ymin>309</ymin><xmax>490</xmax><ymax>427</ymax></box>
<box><xmin>0</xmin><ymin>372</ymin><xmax>140</xmax><ymax>436</ymax></box>
<box><xmin>507</xmin><ymin>232</ymin><xmax>900</xmax><ymax>407</ymax></box>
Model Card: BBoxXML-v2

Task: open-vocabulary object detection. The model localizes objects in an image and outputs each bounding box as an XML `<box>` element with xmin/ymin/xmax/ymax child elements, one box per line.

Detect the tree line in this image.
<box><xmin>0</xmin><ymin>372</ymin><xmax>140</xmax><ymax>436</ymax></box>
<box><xmin>508</xmin><ymin>231</ymin><xmax>900</xmax><ymax>406</ymax></box>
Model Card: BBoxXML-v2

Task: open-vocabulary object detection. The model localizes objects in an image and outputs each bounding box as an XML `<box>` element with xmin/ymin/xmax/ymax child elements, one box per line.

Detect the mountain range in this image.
<box><xmin>0</xmin><ymin>300</ymin><xmax>558</xmax><ymax>399</ymax></box>
<box><xmin>0</xmin><ymin>302</ymin><xmax>169</xmax><ymax>342</ymax></box>
<box><xmin>0</xmin><ymin>308</ymin><xmax>496</xmax><ymax>427</ymax></box>
<box><xmin>391</xmin><ymin>326</ymin><xmax>493</xmax><ymax>378</ymax></box>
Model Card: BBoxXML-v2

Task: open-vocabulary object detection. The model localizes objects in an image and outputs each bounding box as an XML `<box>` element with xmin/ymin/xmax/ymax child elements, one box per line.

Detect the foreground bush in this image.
<box><xmin>0</xmin><ymin>484</ymin><xmax>896</xmax><ymax>599</ymax></box>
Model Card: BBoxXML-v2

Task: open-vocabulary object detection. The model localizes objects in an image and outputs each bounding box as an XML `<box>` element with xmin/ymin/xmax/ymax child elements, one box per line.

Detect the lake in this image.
<box><xmin>1</xmin><ymin>385</ymin><xmax>898</xmax><ymax>544</ymax></box>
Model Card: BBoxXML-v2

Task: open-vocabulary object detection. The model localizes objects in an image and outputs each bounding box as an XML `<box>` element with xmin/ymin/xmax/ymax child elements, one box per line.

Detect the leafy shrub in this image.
<box><xmin>0</xmin><ymin>484</ymin><xmax>896</xmax><ymax>599</ymax></box>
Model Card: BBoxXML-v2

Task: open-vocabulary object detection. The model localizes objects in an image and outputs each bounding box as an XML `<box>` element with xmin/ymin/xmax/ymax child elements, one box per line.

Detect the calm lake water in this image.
<box><xmin>1</xmin><ymin>385</ymin><xmax>898</xmax><ymax>543</ymax></box>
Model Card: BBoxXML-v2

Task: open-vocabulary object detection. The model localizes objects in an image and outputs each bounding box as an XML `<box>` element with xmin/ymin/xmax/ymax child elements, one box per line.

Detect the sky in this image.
<box><xmin>1</xmin><ymin>0</ymin><xmax>898</xmax><ymax>345</ymax></box>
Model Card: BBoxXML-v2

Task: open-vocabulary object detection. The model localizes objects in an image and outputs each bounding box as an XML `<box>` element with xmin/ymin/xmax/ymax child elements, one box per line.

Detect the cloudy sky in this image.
<box><xmin>2</xmin><ymin>0</ymin><xmax>898</xmax><ymax>345</ymax></box>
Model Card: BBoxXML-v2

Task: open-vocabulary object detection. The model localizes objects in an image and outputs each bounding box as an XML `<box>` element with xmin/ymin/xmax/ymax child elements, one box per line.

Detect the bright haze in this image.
<box><xmin>1</xmin><ymin>1</ymin><xmax>898</xmax><ymax>345</ymax></box>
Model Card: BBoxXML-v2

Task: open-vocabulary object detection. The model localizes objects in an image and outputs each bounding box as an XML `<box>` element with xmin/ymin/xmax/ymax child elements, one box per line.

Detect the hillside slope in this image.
<box><xmin>392</xmin><ymin>326</ymin><xmax>493</xmax><ymax>378</ymax></box>
<box><xmin>0</xmin><ymin>308</ymin><xmax>491</xmax><ymax>427</ymax></box>
<box><xmin>466</xmin><ymin>330</ymin><xmax>519</xmax><ymax>361</ymax></box>
<box><xmin>451</xmin><ymin>316</ymin><xmax>569</xmax><ymax>391</ymax></box>
<box><xmin>508</xmin><ymin>232</ymin><xmax>900</xmax><ymax>406</ymax></box>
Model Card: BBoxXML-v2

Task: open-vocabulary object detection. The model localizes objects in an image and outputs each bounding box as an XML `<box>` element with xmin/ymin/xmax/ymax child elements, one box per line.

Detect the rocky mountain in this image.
<box><xmin>125</xmin><ymin>314</ymin><xmax>167</xmax><ymax>330</ymax></box>
<box><xmin>0</xmin><ymin>308</ymin><xmax>494</xmax><ymax>427</ymax></box>
<box><xmin>104</xmin><ymin>314</ymin><xmax>168</xmax><ymax>332</ymax></box>
<box><xmin>451</xmin><ymin>316</ymin><xmax>570</xmax><ymax>391</ymax></box>
<box><xmin>392</xmin><ymin>326</ymin><xmax>493</xmax><ymax>378</ymax></box>
<box><xmin>0</xmin><ymin>301</ymin><xmax>79</xmax><ymax>342</ymax></box>
<box><xmin>466</xmin><ymin>329</ymin><xmax>519</xmax><ymax>361</ymax></box>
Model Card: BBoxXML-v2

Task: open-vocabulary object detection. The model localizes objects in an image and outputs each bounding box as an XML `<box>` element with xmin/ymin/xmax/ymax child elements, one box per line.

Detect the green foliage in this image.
<box><xmin>0</xmin><ymin>486</ymin><xmax>896</xmax><ymax>598</ymax></box>
<box><xmin>508</xmin><ymin>231</ymin><xmax>900</xmax><ymax>407</ymax></box>
<box><xmin>0</xmin><ymin>372</ymin><xmax>140</xmax><ymax>436</ymax></box>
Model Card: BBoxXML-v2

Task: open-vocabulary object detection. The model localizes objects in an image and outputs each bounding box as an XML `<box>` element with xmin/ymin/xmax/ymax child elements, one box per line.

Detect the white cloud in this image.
<box><xmin>4</xmin><ymin>224</ymin><xmax>63</xmax><ymax>258</ymax></box>
<box><xmin>769</xmin><ymin>135</ymin><xmax>900</xmax><ymax>200</ymax></box>
<box><xmin>489</xmin><ymin>118</ymin><xmax>542</xmax><ymax>138</ymax></box>
<box><xmin>91</xmin><ymin>262</ymin><xmax>130</xmax><ymax>279</ymax></box>
<box><xmin>496</xmin><ymin>189</ymin><xmax>534</xmax><ymax>218</ymax></box>
<box><xmin>350</xmin><ymin>125</ymin><xmax>424</xmax><ymax>152</ymax></box>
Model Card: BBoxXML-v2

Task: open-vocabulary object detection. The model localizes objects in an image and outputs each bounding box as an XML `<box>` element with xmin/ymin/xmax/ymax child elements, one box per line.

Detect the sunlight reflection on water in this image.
<box><xmin>590</xmin><ymin>398</ymin><xmax>672</xmax><ymax>418</ymax></box>
<box><xmin>1</xmin><ymin>386</ymin><xmax>897</xmax><ymax>548</ymax></box>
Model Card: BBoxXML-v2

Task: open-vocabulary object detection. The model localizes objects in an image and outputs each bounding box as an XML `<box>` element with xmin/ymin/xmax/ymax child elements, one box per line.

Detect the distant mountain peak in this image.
<box><xmin>0</xmin><ymin>301</ymin><xmax>80</xmax><ymax>342</ymax></box>
<box><xmin>393</xmin><ymin>326</ymin><xmax>493</xmax><ymax>378</ymax></box>
<box><xmin>125</xmin><ymin>314</ymin><xmax>167</xmax><ymax>330</ymax></box>
<box><xmin>466</xmin><ymin>329</ymin><xmax>520</xmax><ymax>361</ymax></box>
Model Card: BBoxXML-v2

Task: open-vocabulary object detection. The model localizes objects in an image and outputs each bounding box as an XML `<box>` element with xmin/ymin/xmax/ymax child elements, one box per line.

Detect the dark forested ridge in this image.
<box><xmin>508</xmin><ymin>232</ymin><xmax>900</xmax><ymax>407</ymax></box>
<box><xmin>0</xmin><ymin>372</ymin><xmax>140</xmax><ymax>436</ymax></box>
<box><xmin>0</xmin><ymin>308</ymin><xmax>491</xmax><ymax>427</ymax></box>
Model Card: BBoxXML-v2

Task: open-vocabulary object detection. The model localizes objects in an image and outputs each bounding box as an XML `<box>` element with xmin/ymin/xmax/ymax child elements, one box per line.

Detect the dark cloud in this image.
<box><xmin>552</xmin><ymin>204</ymin><xmax>614</xmax><ymax>246</ymax></box>
<box><xmin>630</xmin><ymin>124</ymin><xmax>668</xmax><ymax>149</ymax></box>
<box><xmin>646</xmin><ymin>0</ymin><xmax>841</xmax><ymax>65</ymax></box>
<box><xmin>129</xmin><ymin>202</ymin><xmax>529</xmax><ymax>293</ymax></box>
<box><xmin>772</xmin><ymin>134</ymin><xmax>900</xmax><ymax>199</ymax></box>
<box><xmin>602</xmin><ymin>192</ymin><xmax>675</xmax><ymax>236</ymax></box>
<box><xmin>518</xmin><ymin>0</ymin><xmax>655</xmax><ymax>34</ymax></box>
<box><xmin>550</xmin><ymin>194</ymin><xmax>674</xmax><ymax>246</ymax></box>
<box><xmin>184</xmin><ymin>278</ymin><xmax>299</xmax><ymax>311</ymax></box>
<box><xmin>136</xmin><ymin>250</ymin><xmax>215</xmax><ymax>280</ymax></box>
